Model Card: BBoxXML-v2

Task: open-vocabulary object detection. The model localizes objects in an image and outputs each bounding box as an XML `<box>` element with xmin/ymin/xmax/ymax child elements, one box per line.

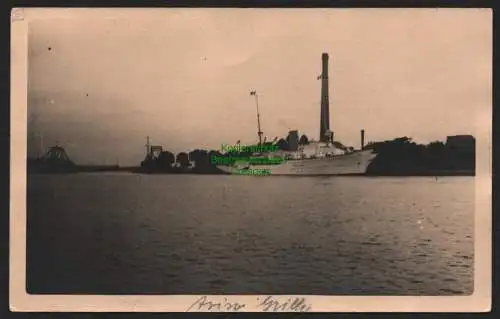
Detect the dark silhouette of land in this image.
<box><xmin>27</xmin><ymin>134</ymin><xmax>475</xmax><ymax>176</ymax></box>
<box><xmin>27</xmin><ymin>146</ymin><xmax>78</xmax><ymax>174</ymax></box>
<box><xmin>364</xmin><ymin>135</ymin><xmax>475</xmax><ymax>176</ymax></box>
<box><xmin>139</xmin><ymin>149</ymin><xmax>226</xmax><ymax>174</ymax></box>
<box><xmin>137</xmin><ymin>132</ymin><xmax>475</xmax><ymax>176</ymax></box>
<box><xmin>27</xmin><ymin>145</ymin><xmax>124</xmax><ymax>174</ymax></box>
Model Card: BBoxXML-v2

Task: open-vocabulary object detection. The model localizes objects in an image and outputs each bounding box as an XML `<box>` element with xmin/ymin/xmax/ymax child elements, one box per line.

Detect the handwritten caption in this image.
<box><xmin>186</xmin><ymin>295</ymin><xmax>312</xmax><ymax>312</ymax></box>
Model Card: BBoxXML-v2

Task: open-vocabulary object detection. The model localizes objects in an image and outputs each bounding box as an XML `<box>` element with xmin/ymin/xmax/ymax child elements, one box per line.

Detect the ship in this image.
<box><xmin>215</xmin><ymin>53</ymin><xmax>378</xmax><ymax>176</ymax></box>
<box><xmin>215</xmin><ymin>147</ymin><xmax>376</xmax><ymax>176</ymax></box>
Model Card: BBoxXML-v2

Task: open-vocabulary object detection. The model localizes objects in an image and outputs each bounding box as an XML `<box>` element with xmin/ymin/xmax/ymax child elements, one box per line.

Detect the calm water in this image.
<box><xmin>27</xmin><ymin>174</ymin><xmax>474</xmax><ymax>295</ymax></box>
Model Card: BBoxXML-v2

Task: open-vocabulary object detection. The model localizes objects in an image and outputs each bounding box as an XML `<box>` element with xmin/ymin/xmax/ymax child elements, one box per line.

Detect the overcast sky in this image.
<box><xmin>26</xmin><ymin>8</ymin><xmax>491</xmax><ymax>165</ymax></box>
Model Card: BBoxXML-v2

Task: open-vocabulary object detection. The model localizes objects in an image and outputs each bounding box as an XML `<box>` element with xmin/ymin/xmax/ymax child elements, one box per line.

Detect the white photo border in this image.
<box><xmin>9</xmin><ymin>7</ymin><xmax>492</xmax><ymax>313</ymax></box>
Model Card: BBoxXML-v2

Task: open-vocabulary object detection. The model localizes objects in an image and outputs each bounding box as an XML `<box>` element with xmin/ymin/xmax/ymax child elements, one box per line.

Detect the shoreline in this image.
<box><xmin>28</xmin><ymin>167</ymin><xmax>475</xmax><ymax>177</ymax></box>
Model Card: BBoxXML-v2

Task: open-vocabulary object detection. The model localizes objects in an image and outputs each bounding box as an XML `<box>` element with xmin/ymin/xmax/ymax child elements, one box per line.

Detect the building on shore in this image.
<box><xmin>445</xmin><ymin>135</ymin><xmax>475</xmax><ymax>152</ymax></box>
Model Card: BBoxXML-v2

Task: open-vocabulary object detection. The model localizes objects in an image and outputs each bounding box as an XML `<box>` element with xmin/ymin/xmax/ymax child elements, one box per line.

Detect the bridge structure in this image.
<box><xmin>42</xmin><ymin>145</ymin><xmax>75</xmax><ymax>164</ymax></box>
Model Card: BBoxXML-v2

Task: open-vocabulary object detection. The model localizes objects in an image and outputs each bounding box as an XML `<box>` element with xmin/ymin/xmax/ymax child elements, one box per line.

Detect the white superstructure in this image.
<box><xmin>216</xmin><ymin>143</ymin><xmax>377</xmax><ymax>176</ymax></box>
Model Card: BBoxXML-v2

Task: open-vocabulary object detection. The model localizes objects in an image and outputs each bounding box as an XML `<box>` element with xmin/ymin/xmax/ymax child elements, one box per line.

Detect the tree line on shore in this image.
<box><xmin>140</xmin><ymin>132</ymin><xmax>315</xmax><ymax>173</ymax></box>
<box><xmin>26</xmin><ymin>132</ymin><xmax>475</xmax><ymax>176</ymax></box>
<box><xmin>140</xmin><ymin>135</ymin><xmax>475</xmax><ymax>175</ymax></box>
<box><xmin>364</xmin><ymin>136</ymin><xmax>475</xmax><ymax>175</ymax></box>
<box><xmin>140</xmin><ymin>142</ymin><xmax>284</xmax><ymax>174</ymax></box>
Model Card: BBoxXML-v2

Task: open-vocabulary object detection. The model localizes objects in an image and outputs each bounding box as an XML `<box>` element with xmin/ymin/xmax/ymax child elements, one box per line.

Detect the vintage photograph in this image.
<box><xmin>11</xmin><ymin>8</ymin><xmax>491</xmax><ymax>312</ymax></box>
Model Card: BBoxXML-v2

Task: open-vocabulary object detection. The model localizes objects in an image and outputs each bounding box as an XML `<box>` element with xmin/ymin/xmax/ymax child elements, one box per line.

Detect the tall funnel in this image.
<box><xmin>361</xmin><ymin>129</ymin><xmax>365</xmax><ymax>150</ymax></box>
<box><xmin>320</xmin><ymin>53</ymin><xmax>330</xmax><ymax>142</ymax></box>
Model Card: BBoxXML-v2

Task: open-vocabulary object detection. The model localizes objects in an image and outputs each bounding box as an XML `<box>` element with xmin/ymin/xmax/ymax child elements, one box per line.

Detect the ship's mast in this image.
<box><xmin>250</xmin><ymin>90</ymin><xmax>263</xmax><ymax>146</ymax></box>
<box><xmin>145</xmin><ymin>136</ymin><xmax>151</xmax><ymax>156</ymax></box>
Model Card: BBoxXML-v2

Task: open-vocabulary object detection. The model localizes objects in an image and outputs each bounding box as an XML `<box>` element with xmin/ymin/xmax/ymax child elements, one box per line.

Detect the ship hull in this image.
<box><xmin>216</xmin><ymin>149</ymin><xmax>377</xmax><ymax>176</ymax></box>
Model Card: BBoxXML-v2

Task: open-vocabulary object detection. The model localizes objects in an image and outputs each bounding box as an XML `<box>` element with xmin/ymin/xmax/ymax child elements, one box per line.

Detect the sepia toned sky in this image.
<box><xmin>25</xmin><ymin>8</ymin><xmax>491</xmax><ymax>165</ymax></box>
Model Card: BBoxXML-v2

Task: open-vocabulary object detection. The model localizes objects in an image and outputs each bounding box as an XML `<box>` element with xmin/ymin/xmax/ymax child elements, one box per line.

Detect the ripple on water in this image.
<box><xmin>27</xmin><ymin>175</ymin><xmax>474</xmax><ymax>295</ymax></box>
<box><xmin>440</xmin><ymin>288</ymin><xmax>464</xmax><ymax>294</ymax></box>
<box><xmin>361</xmin><ymin>241</ymin><xmax>382</xmax><ymax>246</ymax></box>
<box><xmin>443</xmin><ymin>278</ymin><xmax>458</xmax><ymax>283</ymax></box>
